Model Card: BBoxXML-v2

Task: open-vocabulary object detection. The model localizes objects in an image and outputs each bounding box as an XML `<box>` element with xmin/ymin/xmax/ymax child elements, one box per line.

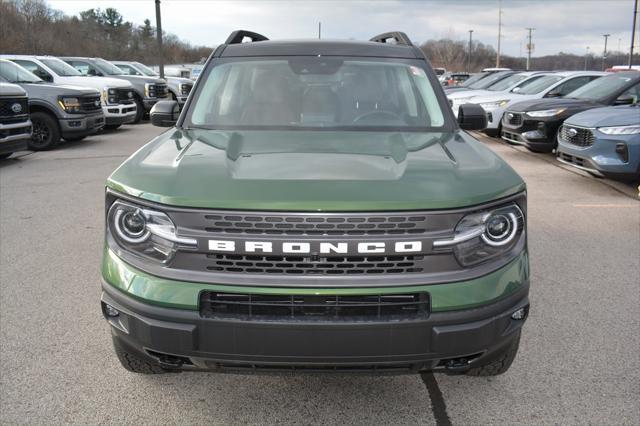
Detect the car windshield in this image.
<box><xmin>468</xmin><ymin>72</ymin><xmax>512</xmax><ymax>89</ymax></box>
<box><xmin>515</xmin><ymin>75</ymin><xmax>563</xmax><ymax>95</ymax></box>
<box><xmin>459</xmin><ymin>73</ymin><xmax>487</xmax><ymax>87</ymax></box>
<box><xmin>40</xmin><ymin>58</ymin><xmax>82</xmax><ymax>76</ymax></box>
<box><xmin>0</xmin><ymin>60</ymin><xmax>42</xmax><ymax>83</ymax></box>
<box><xmin>95</xmin><ymin>58</ymin><xmax>126</xmax><ymax>75</ymax></box>
<box><xmin>133</xmin><ymin>62</ymin><xmax>158</xmax><ymax>76</ymax></box>
<box><xmin>188</xmin><ymin>57</ymin><xmax>446</xmax><ymax>130</ymax></box>
<box><xmin>487</xmin><ymin>73</ymin><xmax>529</xmax><ymax>91</ymax></box>
<box><xmin>566</xmin><ymin>74</ymin><xmax>636</xmax><ymax>100</ymax></box>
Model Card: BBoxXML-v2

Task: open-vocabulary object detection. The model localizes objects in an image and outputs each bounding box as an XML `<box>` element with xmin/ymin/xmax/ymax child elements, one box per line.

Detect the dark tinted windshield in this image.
<box><xmin>567</xmin><ymin>74</ymin><xmax>637</xmax><ymax>100</ymax></box>
<box><xmin>516</xmin><ymin>75</ymin><xmax>563</xmax><ymax>95</ymax></box>
<box><xmin>487</xmin><ymin>73</ymin><xmax>529</xmax><ymax>91</ymax></box>
<box><xmin>189</xmin><ymin>57</ymin><xmax>445</xmax><ymax>130</ymax></box>
<box><xmin>468</xmin><ymin>72</ymin><xmax>513</xmax><ymax>89</ymax></box>
<box><xmin>0</xmin><ymin>60</ymin><xmax>42</xmax><ymax>83</ymax></box>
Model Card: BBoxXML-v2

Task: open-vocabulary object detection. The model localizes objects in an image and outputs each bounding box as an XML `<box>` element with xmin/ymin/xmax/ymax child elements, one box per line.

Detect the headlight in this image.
<box><xmin>526</xmin><ymin>108</ymin><xmax>567</xmax><ymax>118</ymax></box>
<box><xmin>108</xmin><ymin>88</ymin><xmax>117</xmax><ymax>95</ymax></box>
<box><xmin>433</xmin><ymin>203</ymin><xmax>525</xmax><ymax>266</ymax></box>
<box><xmin>58</xmin><ymin>97</ymin><xmax>81</xmax><ymax>113</ymax></box>
<box><xmin>180</xmin><ymin>83</ymin><xmax>191</xmax><ymax>95</ymax></box>
<box><xmin>107</xmin><ymin>200</ymin><xmax>197</xmax><ymax>263</ymax></box>
<box><xmin>479</xmin><ymin>100</ymin><xmax>509</xmax><ymax>109</ymax></box>
<box><xmin>598</xmin><ymin>125</ymin><xmax>640</xmax><ymax>135</ymax></box>
<box><xmin>102</xmin><ymin>87</ymin><xmax>118</xmax><ymax>105</ymax></box>
<box><xmin>145</xmin><ymin>83</ymin><xmax>156</xmax><ymax>98</ymax></box>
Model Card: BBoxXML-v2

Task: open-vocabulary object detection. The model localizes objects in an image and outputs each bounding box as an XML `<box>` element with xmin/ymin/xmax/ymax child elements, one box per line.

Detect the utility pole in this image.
<box><xmin>585</xmin><ymin>46</ymin><xmax>590</xmax><ymax>70</ymax></box>
<box><xmin>525</xmin><ymin>28</ymin><xmax>535</xmax><ymax>71</ymax></box>
<box><xmin>496</xmin><ymin>0</ymin><xmax>503</xmax><ymax>67</ymax></box>
<box><xmin>467</xmin><ymin>29</ymin><xmax>474</xmax><ymax>72</ymax></box>
<box><xmin>318</xmin><ymin>22</ymin><xmax>321</xmax><ymax>40</ymax></box>
<box><xmin>155</xmin><ymin>0</ymin><xmax>164</xmax><ymax>79</ymax></box>
<box><xmin>630</xmin><ymin>0</ymin><xmax>638</xmax><ymax>68</ymax></box>
<box><xmin>602</xmin><ymin>33</ymin><xmax>610</xmax><ymax>70</ymax></box>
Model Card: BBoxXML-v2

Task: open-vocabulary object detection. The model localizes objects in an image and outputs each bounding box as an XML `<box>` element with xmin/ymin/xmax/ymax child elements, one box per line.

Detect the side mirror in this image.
<box><xmin>41</xmin><ymin>73</ymin><xmax>53</xmax><ymax>83</ymax></box>
<box><xmin>457</xmin><ymin>104</ymin><xmax>487</xmax><ymax>131</ymax></box>
<box><xmin>150</xmin><ymin>100</ymin><xmax>180</xmax><ymax>127</ymax></box>
<box><xmin>614</xmin><ymin>94</ymin><xmax>635</xmax><ymax>105</ymax></box>
<box><xmin>545</xmin><ymin>90</ymin><xmax>562</xmax><ymax>98</ymax></box>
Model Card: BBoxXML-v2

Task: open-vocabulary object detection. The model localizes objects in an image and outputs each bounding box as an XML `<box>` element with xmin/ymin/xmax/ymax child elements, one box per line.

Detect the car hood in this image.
<box><xmin>62</xmin><ymin>76</ymin><xmax>133</xmax><ymax>89</ymax></box>
<box><xmin>166</xmin><ymin>76</ymin><xmax>192</xmax><ymax>84</ymax></box>
<box><xmin>448</xmin><ymin>89</ymin><xmax>492</xmax><ymax>101</ymax></box>
<box><xmin>21</xmin><ymin>82</ymin><xmax>99</xmax><ymax>96</ymax></box>
<box><xmin>114</xmin><ymin>75</ymin><xmax>167</xmax><ymax>84</ymax></box>
<box><xmin>107</xmin><ymin>129</ymin><xmax>525</xmax><ymax>211</ymax></box>
<box><xmin>470</xmin><ymin>92</ymin><xmax>535</xmax><ymax>104</ymax></box>
<box><xmin>507</xmin><ymin>97</ymin><xmax>601</xmax><ymax>113</ymax></box>
<box><xmin>565</xmin><ymin>105</ymin><xmax>640</xmax><ymax>127</ymax></box>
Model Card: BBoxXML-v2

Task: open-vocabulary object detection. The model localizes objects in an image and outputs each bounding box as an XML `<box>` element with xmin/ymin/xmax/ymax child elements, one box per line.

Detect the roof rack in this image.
<box><xmin>369</xmin><ymin>32</ymin><xmax>413</xmax><ymax>46</ymax></box>
<box><xmin>225</xmin><ymin>30</ymin><xmax>269</xmax><ymax>45</ymax></box>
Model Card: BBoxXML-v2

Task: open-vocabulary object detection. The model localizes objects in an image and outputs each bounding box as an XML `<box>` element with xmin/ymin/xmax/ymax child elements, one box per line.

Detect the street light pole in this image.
<box><xmin>468</xmin><ymin>29</ymin><xmax>474</xmax><ymax>72</ymax></box>
<box><xmin>630</xmin><ymin>0</ymin><xmax>638</xmax><ymax>68</ymax></box>
<box><xmin>585</xmin><ymin>46</ymin><xmax>590</xmax><ymax>70</ymax></box>
<box><xmin>602</xmin><ymin>33</ymin><xmax>610</xmax><ymax>71</ymax></box>
<box><xmin>155</xmin><ymin>0</ymin><xmax>164</xmax><ymax>79</ymax></box>
<box><xmin>496</xmin><ymin>0</ymin><xmax>502</xmax><ymax>67</ymax></box>
<box><xmin>525</xmin><ymin>28</ymin><xmax>535</xmax><ymax>71</ymax></box>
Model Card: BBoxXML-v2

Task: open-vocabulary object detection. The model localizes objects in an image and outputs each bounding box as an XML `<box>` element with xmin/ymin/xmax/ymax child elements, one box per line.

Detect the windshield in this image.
<box><xmin>40</xmin><ymin>58</ymin><xmax>81</xmax><ymax>76</ymax></box>
<box><xmin>95</xmin><ymin>58</ymin><xmax>126</xmax><ymax>75</ymax></box>
<box><xmin>469</xmin><ymin>72</ymin><xmax>512</xmax><ymax>89</ymax></box>
<box><xmin>515</xmin><ymin>75</ymin><xmax>563</xmax><ymax>95</ymax></box>
<box><xmin>188</xmin><ymin>58</ymin><xmax>445</xmax><ymax>130</ymax></box>
<box><xmin>460</xmin><ymin>73</ymin><xmax>487</xmax><ymax>87</ymax></box>
<box><xmin>0</xmin><ymin>60</ymin><xmax>42</xmax><ymax>83</ymax></box>
<box><xmin>487</xmin><ymin>73</ymin><xmax>529</xmax><ymax>91</ymax></box>
<box><xmin>566</xmin><ymin>74</ymin><xmax>635</xmax><ymax>100</ymax></box>
<box><xmin>133</xmin><ymin>62</ymin><xmax>158</xmax><ymax>76</ymax></box>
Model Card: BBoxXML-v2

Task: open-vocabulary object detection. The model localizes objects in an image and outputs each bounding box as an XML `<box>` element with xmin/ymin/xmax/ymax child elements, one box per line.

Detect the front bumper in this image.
<box><xmin>0</xmin><ymin>121</ymin><xmax>31</xmax><ymax>154</ymax></box>
<box><xmin>501</xmin><ymin>115</ymin><xmax>561</xmax><ymax>151</ymax></box>
<box><xmin>101</xmin><ymin>248</ymin><xmax>530</xmax><ymax>373</ymax></box>
<box><xmin>60</xmin><ymin>112</ymin><xmax>105</xmax><ymax>137</ymax></box>
<box><xmin>103</xmin><ymin>104</ymin><xmax>137</xmax><ymax>126</ymax></box>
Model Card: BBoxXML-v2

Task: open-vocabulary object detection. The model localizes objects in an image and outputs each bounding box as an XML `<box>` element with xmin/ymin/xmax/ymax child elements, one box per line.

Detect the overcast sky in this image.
<box><xmin>49</xmin><ymin>0</ymin><xmax>635</xmax><ymax>57</ymax></box>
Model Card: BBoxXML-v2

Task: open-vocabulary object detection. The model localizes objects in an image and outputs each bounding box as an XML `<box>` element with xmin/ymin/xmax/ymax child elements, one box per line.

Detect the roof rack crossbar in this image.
<box><xmin>369</xmin><ymin>32</ymin><xmax>413</xmax><ymax>46</ymax></box>
<box><xmin>225</xmin><ymin>30</ymin><xmax>269</xmax><ymax>45</ymax></box>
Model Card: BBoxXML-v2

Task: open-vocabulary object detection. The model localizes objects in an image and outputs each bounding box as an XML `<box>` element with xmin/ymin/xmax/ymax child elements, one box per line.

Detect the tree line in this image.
<box><xmin>0</xmin><ymin>0</ymin><xmax>211</xmax><ymax>65</ymax></box>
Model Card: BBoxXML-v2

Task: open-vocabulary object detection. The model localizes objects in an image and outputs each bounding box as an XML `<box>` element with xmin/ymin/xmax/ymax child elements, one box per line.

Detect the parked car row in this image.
<box><xmin>0</xmin><ymin>55</ymin><xmax>193</xmax><ymax>157</ymax></box>
<box><xmin>449</xmin><ymin>70</ymin><xmax>640</xmax><ymax>182</ymax></box>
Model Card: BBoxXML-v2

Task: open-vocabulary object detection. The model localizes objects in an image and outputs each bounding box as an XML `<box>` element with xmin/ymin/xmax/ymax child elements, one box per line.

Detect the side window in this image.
<box><xmin>119</xmin><ymin>65</ymin><xmax>140</xmax><ymax>76</ymax></box>
<box><xmin>68</xmin><ymin>61</ymin><xmax>101</xmax><ymax>76</ymax></box>
<box><xmin>551</xmin><ymin>76</ymin><xmax>592</xmax><ymax>97</ymax></box>
<box><xmin>620</xmin><ymin>83</ymin><xmax>640</xmax><ymax>104</ymax></box>
<box><xmin>13</xmin><ymin>60</ymin><xmax>52</xmax><ymax>81</ymax></box>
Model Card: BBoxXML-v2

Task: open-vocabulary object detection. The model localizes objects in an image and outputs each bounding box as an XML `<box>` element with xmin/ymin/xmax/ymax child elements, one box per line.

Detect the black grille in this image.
<box><xmin>204</xmin><ymin>254</ymin><xmax>425</xmax><ymax>275</ymax></box>
<box><xmin>202</xmin><ymin>213</ymin><xmax>429</xmax><ymax>236</ymax></box>
<box><xmin>181</xmin><ymin>83</ymin><xmax>193</xmax><ymax>95</ymax></box>
<box><xmin>199</xmin><ymin>291</ymin><xmax>429</xmax><ymax>321</ymax></box>
<box><xmin>79</xmin><ymin>95</ymin><xmax>102</xmax><ymax>112</ymax></box>
<box><xmin>115</xmin><ymin>88</ymin><xmax>135</xmax><ymax>104</ymax></box>
<box><xmin>0</xmin><ymin>98</ymin><xmax>29</xmax><ymax>121</ymax></box>
<box><xmin>560</xmin><ymin>125</ymin><xmax>595</xmax><ymax>147</ymax></box>
<box><xmin>504</xmin><ymin>112</ymin><xmax>522</xmax><ymax>126</ymax></box>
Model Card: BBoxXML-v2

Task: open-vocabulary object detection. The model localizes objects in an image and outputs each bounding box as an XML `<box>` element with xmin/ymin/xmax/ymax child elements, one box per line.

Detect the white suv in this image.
<box><xmin>0</xmin><ymin>55</ymin><xmax>137</xmax><ymax>129</ymax></box>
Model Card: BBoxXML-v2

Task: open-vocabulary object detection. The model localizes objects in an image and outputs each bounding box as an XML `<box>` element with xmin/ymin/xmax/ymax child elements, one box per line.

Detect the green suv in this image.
<box><xmin>101</xmin><ymin>31</ymin><xmax>529</xmax><ymax>376</ymax></box>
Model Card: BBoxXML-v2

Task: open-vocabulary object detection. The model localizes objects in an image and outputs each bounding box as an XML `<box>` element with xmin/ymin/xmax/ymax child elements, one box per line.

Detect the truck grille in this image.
<box><xmin>152</xmin><ymin>83</ymin><xmax>168</xmax><ymax>99</ymax></box>
<box><xmin>115</xmin><ymin>88</ymin><xmax>135</xmax><ymax>104</ymax></box>
<box><xmin>0</xmin><ymin>98</ymin><xmax>29</xmax><ymax>123</ymax></box>
<box><xmin>504</xmin><ymin>112</ymin><xmax>522</xmax><ymax>126</ymax></box>
<box><xmin>205</xmin><ymin>254</ymin><xmax>424</xmax><ymax>275</ymax></box>
<box><xmin>199</xmin><ymin>291</ymin><xmax>429</xmax><ymax>321</ymax></box>
<box><xmin>79</xmin><ymin>95</ymin><xmax>102</xmax><ymax>113</ymax></box>
<box><xmin>202</xmin><ymin>213</ymin><xmax>429</xmax><ymax>236</ymax></box>
<box><xmin>560</xmin><ymin>125</ymin><xmax>595</xmax><ymax>147</ymax></box>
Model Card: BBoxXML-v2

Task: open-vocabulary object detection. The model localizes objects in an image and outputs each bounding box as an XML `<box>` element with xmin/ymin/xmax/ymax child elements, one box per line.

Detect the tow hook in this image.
<box><xmin>444</xmin><ymin>357</ymin><xmax>470</xmax><ymax>372</ymax></box>
<box><xmin>156</xmin><ymin>354</ymin><xmax>187</xmax><ymax>368</ymax></box>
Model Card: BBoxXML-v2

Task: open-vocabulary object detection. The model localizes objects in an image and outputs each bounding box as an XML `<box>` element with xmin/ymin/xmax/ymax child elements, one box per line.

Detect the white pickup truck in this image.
<box><xmin>0</xmin><ymin>55</ymin><xmax>137</xmax><ymax>129</ymax></box>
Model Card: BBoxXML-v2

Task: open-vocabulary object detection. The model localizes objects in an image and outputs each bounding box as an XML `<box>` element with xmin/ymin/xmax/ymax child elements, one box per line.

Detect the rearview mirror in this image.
<box><xmin>614</xmin><ymin>94</ymin><xmax>635</xmax><ymax>105</ymax></box>
<box><xmin>150</xmin><ymin>100</ymin><xmax>180</xmax><ymax>127</ymax></box>
<box><xmin>457</xmin><ymin>104</ymin><xmax>487</xmax><ymax>131</ymax></box>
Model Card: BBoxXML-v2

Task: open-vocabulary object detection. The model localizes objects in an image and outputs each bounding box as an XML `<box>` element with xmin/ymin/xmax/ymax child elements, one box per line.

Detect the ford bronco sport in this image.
<box><xmin>101</xmin><ymin>31</ymin><xmax>530</xmax><ymax>376</ymax></box>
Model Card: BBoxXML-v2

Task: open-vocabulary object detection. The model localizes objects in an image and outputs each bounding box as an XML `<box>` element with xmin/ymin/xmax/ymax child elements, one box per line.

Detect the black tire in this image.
<box><xmin>63</xmin><ymin>135</ymin><xmax>86</xmax><ymax>142</ymax></box>
<box><xmin>104</xmin><ymin>124</ymin><xmax>121</xmax><ymax>131</ymax></box>
<box><xmin>133</xmin><ymin>97</ymin><xmax>144</xmax><ymax>124</ymax></box>
<box><xmin>30</xmin><ymin>111</ymin><xmax>61</xmax><ymax>150</ymax></box>
<box><xmin>466</xmin><ymin>332</ymin><xmax>521</xmax><ymax>377</ymax></box>
<box><xmin>114</xmin><ymin>341</ymin><xmax>168</xmax><ymax>374</ymax></box>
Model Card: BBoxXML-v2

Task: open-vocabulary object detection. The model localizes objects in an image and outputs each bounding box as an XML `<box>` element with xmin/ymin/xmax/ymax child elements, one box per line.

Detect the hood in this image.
<box><xmin>448</xmin><ymin>89</ymin><xmax>492</xmax><ymax>101</ymax></box>
<box><xmin>507</xmin><ymin>97</ymin><xmax>600</xmax><ymax>113</ymax></box>
<box><xmin>113</xmin><ymin>75</ymin><xmax>166</xmax><ymax>84</ymax></box>
<box><xmin>107</xmin><ymin>129</ymin><xmax>525</xmax><ymax>211</ymax></box>
<box><xmin>62</xmin><ymin>76</ymin><xmax>132</xmax><ymax>89</ymax></box>
<box><xmin>470</xmin><ymin>92</ymin><xmax>535</xmax><ymax>105</ymax></box>
<box><xmin>166</xmin><ymin>76</ymin><xmax>192</xmax><ymax>84</ymax></box>
<box><xmin>21</xmin><ymin>82</ymin><xmax>99</xmax><ymax>96</ymax></box>
<box><xmin>565</xmin><ymin>105</ymin><xmax>640</xmax><ymax>128</ymax></box>
<box><xmin>0</xmin><ymin>82</ymin><xmax>26</xmax><ymax>96</ymax></box>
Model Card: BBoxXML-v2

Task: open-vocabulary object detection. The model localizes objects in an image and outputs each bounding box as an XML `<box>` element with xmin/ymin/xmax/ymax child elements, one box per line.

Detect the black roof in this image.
<box><xmin>219</xmin><ymin>39</ymin><xmax>421</xmax><ymax>59</ymax></box>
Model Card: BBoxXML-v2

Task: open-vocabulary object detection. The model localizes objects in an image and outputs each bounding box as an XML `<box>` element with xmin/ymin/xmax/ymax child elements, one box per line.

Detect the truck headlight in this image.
<box><xmin>145</xmin><ymin>83</ymin><xmax>156</xmax><ymax>98</ymax></box>
<box><xmin>433</xmin><ymin>202</ymin><xmax>525</xmax><ymax>266</ymax></box>
<box><xmin>526</xmin><ymin>108</ymin><xmax>566</xmax><ymax>118</ymax></box>
<box><xmin>102</xmin><ymin>88</ymin><xmax>118</xmax><ymax>105</ymax></box>
<box><xmin>180</xmin><ymin>83</ymin><xmax>191</xmax><ymax>95</ymax></box>
<box><xmin>107</xmin><ymin>200</ymin><xmax>197</xmax><ymax>263</ymax></box>
<box><xmin>58</xmin><ymin>97</ymin><xmax>82</xmax><ymax>113</ymax></box>
<box><xmin>598</xmin><ymin>125</ymin><xmax>640</xmax><ymax>135</ymax></box>
<box><xmin>479</xmin><ymin>100</ymin><xmax>509</xmax><ymax>110</ymax></box>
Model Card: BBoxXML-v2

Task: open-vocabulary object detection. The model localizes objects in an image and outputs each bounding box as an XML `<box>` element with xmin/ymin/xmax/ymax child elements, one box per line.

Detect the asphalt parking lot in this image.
<box><xmin>1</xmin><ymin>124</ymin><xmax>638</xmax><ymax>425</ymax></box>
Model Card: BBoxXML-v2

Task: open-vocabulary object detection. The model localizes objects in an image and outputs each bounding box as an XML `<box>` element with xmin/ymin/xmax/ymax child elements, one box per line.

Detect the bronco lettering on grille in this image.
<box><xmin>208</xmin><ymin>240</ymin><xmax>423</xmax><ymax>254</ymax></box>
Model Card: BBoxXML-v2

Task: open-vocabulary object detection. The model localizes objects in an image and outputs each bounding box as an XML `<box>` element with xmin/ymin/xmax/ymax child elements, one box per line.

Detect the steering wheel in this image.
<box><xmin>352</xmin><ymin>110</ymin><xmax>402</xmax><ymax>124</ymax></box>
